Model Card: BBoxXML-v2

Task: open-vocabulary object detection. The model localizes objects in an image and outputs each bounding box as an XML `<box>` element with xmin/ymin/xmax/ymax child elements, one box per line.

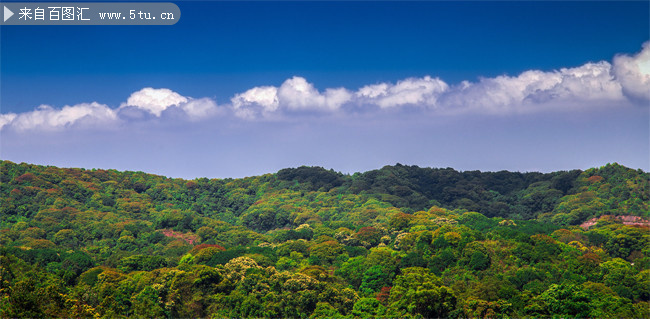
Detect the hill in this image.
<box><xmin>0</xmin><ymin>160</ymin><xmax>648</xmax><ymax>318</ymax></box>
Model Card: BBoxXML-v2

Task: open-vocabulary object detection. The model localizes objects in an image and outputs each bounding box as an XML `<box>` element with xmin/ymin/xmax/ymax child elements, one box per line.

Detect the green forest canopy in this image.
<box><xmin>0</xmin><ymin>160</ymin><xmax>648</xmax><ymax>318</ymax></box>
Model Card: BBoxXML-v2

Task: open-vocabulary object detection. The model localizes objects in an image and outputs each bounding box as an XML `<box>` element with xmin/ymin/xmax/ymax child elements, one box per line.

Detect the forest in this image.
<box><xmin>0</xmin><ymin>160</ymin><xmax>648</xmax><ymax>318</ymax></box>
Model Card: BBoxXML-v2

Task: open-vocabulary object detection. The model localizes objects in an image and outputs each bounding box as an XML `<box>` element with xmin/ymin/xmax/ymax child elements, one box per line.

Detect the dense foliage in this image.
<box><xmin>0</xmin><ymin>160</ymin><xmax>648</xmax><ymax>318</ymax></box>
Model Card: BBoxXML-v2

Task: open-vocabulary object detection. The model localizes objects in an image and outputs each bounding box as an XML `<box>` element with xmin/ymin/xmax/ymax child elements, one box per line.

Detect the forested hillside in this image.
<box><xmin>1</xmin><ymin>160</ymin><xmax>648</xmax><ymax>318</ymax></box>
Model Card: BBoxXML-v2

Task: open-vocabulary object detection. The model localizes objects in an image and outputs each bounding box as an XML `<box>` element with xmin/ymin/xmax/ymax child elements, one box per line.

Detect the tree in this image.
<box><xmin>388</xmin><ymin>267</ymin><xmax>457</xmax><ymax>318</ymax></box>
<box><xmin>118</xmin><ymin>255</ymin><xmax>168</xmax><ymax>272</ymax></box>
<box><xmin>359</xmin><ymin>265</ymin><xmax>391</xmax><ymax>294</ymax></box>
<box><xmin>352</xmin><ymin>298</ymin><xmax>386</xmax><ymax>318</ymax></box>
<box><xmin>309</xmin><ymin>240</ymin><xmax>343</xmax><ymax>265</ymax></box>
<box><xmin>536</xmin><ymin>284</ymin><xmax>591</xmax><ymax>318</ymax></box>
<box><xmin>469</xmin><ymin>251</ymin><xmax>490</xmax><ymax>271</ymax></box>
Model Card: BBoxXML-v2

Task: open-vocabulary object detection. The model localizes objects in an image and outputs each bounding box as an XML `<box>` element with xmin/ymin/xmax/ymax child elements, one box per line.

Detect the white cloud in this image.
<box><xmin>356</xmin><ymin>76</ymin><xmax>449</xmax><ymax>108</ymax></box>
<box><xmin>353</xmin><ymin>63</ymin><xmax>623</xmax><ymax>113</ymax></box>
<box><xmin>1</xmin><ymin>88</ymin><xmax>219</xmax><ymax>131</ymax></box>
<box><xmin>323</xmin><ymin>88</ymin><xmax>353</xmax><ymax>110</ymax></box>
<box><xmin>231</xmin><ymin>86</ymin><xmax>279</xmax><ymax>119</ymax></box>
<box><xmin>0</xmin><ymin>113</ymin><xmax>17</xmax><ymax>130</ymax></box>
<box><xmin>613</xmin><ymin>41</ymin><xmax>650</xmax><ymax>102</ymax></box>
<box><xmin>121</xmin><ymin>87</ymin><xmax>219</xmax><ymax>119</ymax></box>
<box><xmin>356</xmin><ymin>83</ymin><xmax>389</xmax><ymax>99</ymax></box>
<box><xmin>547</xmin><ymin>62</ymin><xmax>623</xmax><ymax>101</ymax></box>
<box><xmin>120</xmin><ymin>87</ymin><xmax>189</xmax><ymax>116</ymax></box>
<box><xmin>278</xmin><ymin>76</ymin><xmax>352</xmax><ymax>111</ymax></box>
<box><xmin>277</xmin><ymin>77</ymin><xmax>322</xmax><ymax>110</ymax></box>
<box><xmin>179</xmin><ymin>97</ymin><xmax>219</xmax><ymax>119</ymax></box>
<box><xmin>440</xmin><ymin>61</ymin><xmax>624</xmax><ymax>113</ymax></box>
<box><xmin>2</xmin><ymin>102</ymin><xmax>117</xmax><ymax>131</ymax></box>
<box><xmin>230</xmin><ymin>77</ymin><xmax>352</xmax><ymax>118</ymax></box>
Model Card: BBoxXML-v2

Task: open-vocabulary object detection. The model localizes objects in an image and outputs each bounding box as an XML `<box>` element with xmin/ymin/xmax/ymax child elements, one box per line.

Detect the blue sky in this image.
<box><xmin>1</xmin><ymin>1</ymin><xmax>649</xmax><ymax>178</ymax></box>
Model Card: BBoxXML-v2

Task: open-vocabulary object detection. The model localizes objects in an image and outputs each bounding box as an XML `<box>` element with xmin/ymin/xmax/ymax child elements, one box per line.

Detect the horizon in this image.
<box><xmin>1</xmin><ymin>159</ymin><xmax>644</xmax><ymax>181</ymax></box>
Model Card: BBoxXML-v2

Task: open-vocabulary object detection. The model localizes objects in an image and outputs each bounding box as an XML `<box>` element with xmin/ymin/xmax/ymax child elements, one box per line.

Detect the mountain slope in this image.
<box><xmin>1</xmin><ymin>160</ymin><xmax>648</xmax><ymax>318</ymax></box>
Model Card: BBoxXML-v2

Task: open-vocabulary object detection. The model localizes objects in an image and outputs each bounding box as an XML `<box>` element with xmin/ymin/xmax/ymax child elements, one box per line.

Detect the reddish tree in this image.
<box><xmin>376</xmin><ymin>286</ymin><xmax>391</xmax><ymax>304</ymax></box>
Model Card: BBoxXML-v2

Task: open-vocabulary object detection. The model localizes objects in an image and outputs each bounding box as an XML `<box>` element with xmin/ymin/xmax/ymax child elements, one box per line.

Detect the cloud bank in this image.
<box><xmin>613</xmin><ymin>41</ymin><xmax>650</xmax><ymax>102</ymax></box>
<box><xmin>439</xmin><ymin>61</ymin><xmax>624</xmax><ymax>114</ymax></box>
<box><xmin>2</xmin><ymin>43</ymin><xmax>648</xmax><ymax>131</ymax></box>
<box><xmin>1</xmin><ymin>88</ymin><xmax>220</xmax><ymax>131</ymax></box>
<box><xmin>1</xmin><ymin>103</ymin><xmax>117</xmax><ymax>131</ymax></box>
